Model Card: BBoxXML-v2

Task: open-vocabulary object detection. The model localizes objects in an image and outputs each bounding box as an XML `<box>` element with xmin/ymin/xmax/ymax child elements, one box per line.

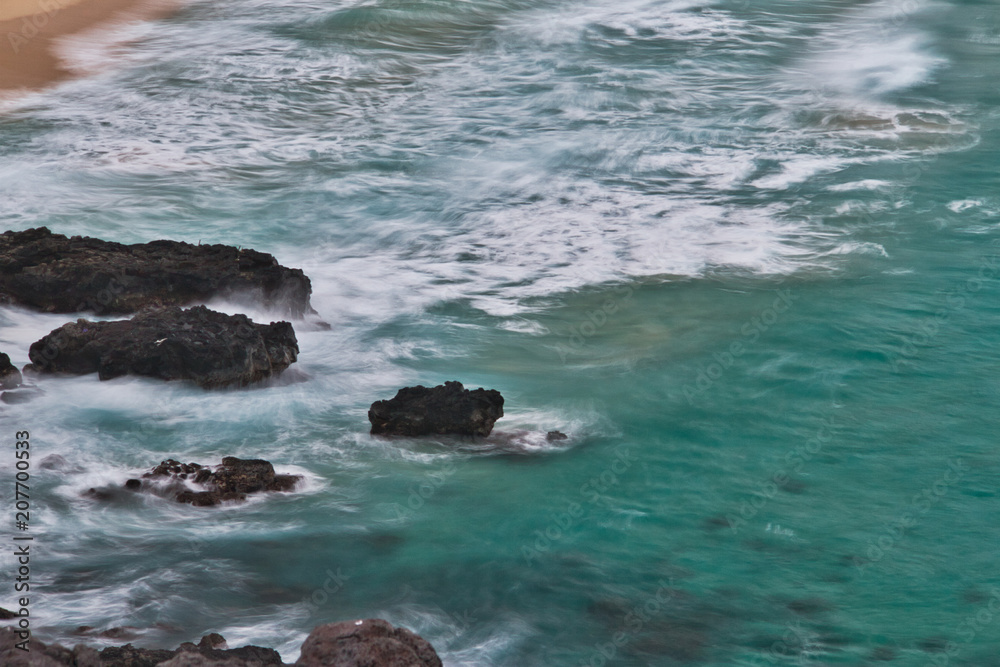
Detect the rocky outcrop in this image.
<box><xmin>296</xmin><ymin>619</ymin><xmax>442</xmax><ymax>667</ymax></box>
<box><xmin>27</xmin><ymin>306</ymin><xmax>297</xmax><ymax>388</ymax></box>
<box><xmin>0</xmin><ymin>621</ymin><xmax>442</xmax><ymax>667</ymax></box>
<box><xmin>369</xmin><ymin>381</ymin><xmax>504</xmax><ymax>437</ymax></box>
<box><xmin>123</xmin><ymin>457</ymin><xmax>301</xmax><ymax>506</ymax></box>
<box><xmin>0</xmin><ymin>227</ymin><xmax>312</xmax><ymax>316</ymax></box>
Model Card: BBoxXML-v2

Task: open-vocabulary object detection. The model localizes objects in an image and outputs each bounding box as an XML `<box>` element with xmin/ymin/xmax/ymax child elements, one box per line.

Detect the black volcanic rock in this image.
<box><xmin>27</xmin><ymin>306</ymin><xmax>297</xmax><ymax>388</ymax></box>
<box><xmin>0</xmin><ymin>227</ymin><xmax>312</xmax><ymax>316</ymax></box>
<box><xmin>98</xmin><ymin>644</ymin><xmax>178</xmax><ymax>666</ymax></box>
<box><xmin>0</xmin><ymin>352</ymin><xmax>21</xmax><ymax>389</ymax></box>
<box><xmin>140</xmin><ymin>457</ymin><xmax>300</xmax><ymax>507</ymax></box>
<box><xmin>0</xmin><ymin>620</ymin><xmax>441</xmax><ymax>667</ymax></box>
<box><xmin>296</xmin><ymin>619</ymin><xmax>442</xmax><ymax>667</ymax></box>
<box><xmin>369</xmin><ymin>381</ymin><xmax>504</xmax><ymax>437</ymax></box>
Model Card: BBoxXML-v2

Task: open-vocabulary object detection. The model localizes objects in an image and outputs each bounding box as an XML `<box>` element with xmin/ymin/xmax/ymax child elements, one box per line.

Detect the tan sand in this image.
<box><xmin>0</xmin><ymin>0</ymin><xmax>180</xmax><ymax>91</ymax></box>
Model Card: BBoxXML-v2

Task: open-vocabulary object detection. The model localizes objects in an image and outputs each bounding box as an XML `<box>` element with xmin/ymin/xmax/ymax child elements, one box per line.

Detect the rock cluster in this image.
<box><xmin>122</xmin><ymin>457</ymin><xmax>301</xmax><ymax>506</ymax></box>
<box><xmin>0</xmin><ymin>620</ymin><xmax>442</xmax><ymax>667</ymax></box>
<box><xmin>369</xmin><ymin>381</ymin><xmax>504</xmax><ymax>437</ymax></box>
<box><xmin>27</xmin><ymin>306</ymin><xmax>297</xmax><ymax>388</ymax></box>
<box><xmin>0</xmin><ymin>227</ymin><xmax>312</xmax><ymax>316</ymax></box>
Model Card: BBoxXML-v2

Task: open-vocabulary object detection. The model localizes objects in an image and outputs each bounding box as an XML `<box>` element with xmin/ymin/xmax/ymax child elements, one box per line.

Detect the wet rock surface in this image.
<box><xmin>0</xmin><ymin>621</ymin><xmax>442</xmax><ymax>666</ymax></box>
<box><xmin>28</xmin><ymin>306</ymin><xmax>297</xmax><ymax>388</ymax></box>
<box><xmin>369</xmin><ymin>381</ymin><xmax>504</xmax><ymax>437</ymax></box>
<box><xmin>295</xmin><ymin>619</ymin><xmax>443</xmax><ymax>667</ymax></box>
<box><xmin>0</xmin><ymin>351</ymin><xmax>22</xmax><ymax>389</ymax></box>
<box><xmin>0</xmin><ymin>227</ymin><xmax>312</xmax><ymax>316</ymax></box>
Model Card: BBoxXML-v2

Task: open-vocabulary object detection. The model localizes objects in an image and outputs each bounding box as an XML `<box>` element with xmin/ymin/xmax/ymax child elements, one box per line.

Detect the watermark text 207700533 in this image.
<box><xmin>13</xmin><ymin>429</ymin><xmax>33</xmax><ymax>650</ymax></box>
<box><xmin>6</xmin><ymin>0</ymin><xmax>77</xmax><ymax>55</ymax></box>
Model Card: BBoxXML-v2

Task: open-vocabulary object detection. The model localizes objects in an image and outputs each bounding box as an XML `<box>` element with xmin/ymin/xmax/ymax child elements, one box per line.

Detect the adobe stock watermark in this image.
<box><xmin>578</xmin><ymin>579</ymin><xmax>677</xmax><ymax>667</ymax></box>
<box><xmin>555</xmin><ymin>285</ymin><xmax>634</xmax><ymax>363</ymax></box>
<box><xmin>301</xmin><ymin>567</ymin><xmax>350</xmax><ymax>619</ymax></box>
<box><xmin>386</xmin><ymin>459</ymin><xmax>458</xmax><ymax>521</ymax></box>
<box><xmin>888</xmin><ymin>242</ymin><xmax>1000</xmax><ymax>371</ymax></box>
<box><xmin>6</xmin><ymin>0</ymin><xmax>75</xmax><ymax>54</ymax></box>
<box><xmin>683</xmin><ymin>288</ymin><xmax>797</xmax><ymax>404</ymax></box>
<box><xmin>853</xmin><ymin>457</ymin><xmax>966</xmax><ymax>576</ymax></box>
<box><xmin>726</xmin><ymin>415</ymin><xmax>836</xmax><ymax>534</ymax></box>
<box><xmin>522</xmin><ymin>446</ymin><xmax>636</xmax><ymax>565</ymax></box>
<box><xmin>920</xmin><ymin>588</ymin><xmax>1000</xmax><ymax>667</ymax></box>
<box><xmin>746</xmin><ymin>620</ymin><xmax>821</xmax><ymax>667</ymax></box>
<box><xmin>392</xmin><ymin>584</ymin><xmax>480</xmax><ymax>634</ymax></box>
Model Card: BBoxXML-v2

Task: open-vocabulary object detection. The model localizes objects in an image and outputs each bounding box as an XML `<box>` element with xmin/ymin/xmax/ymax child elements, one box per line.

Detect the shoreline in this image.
<box><xmin>0</xmin><ymin>0</ymin><xmax>181</xmax><ymax>92</ymax></box>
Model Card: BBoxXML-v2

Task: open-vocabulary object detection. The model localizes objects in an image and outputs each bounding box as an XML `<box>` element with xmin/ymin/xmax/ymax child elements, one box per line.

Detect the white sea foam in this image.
<box><xmin>828</xmin><ymin>180</ymin><xmax>893</xmax><ymax>192</ymax></box>
<box><xmin>794</xmin><ymin>0</ymin><xmax>945</xmax><ymax>100</ymax></box>
<box><xmin>948</xmin><ymin>199</ymin><xmax>982</xmax><ymax>213</ymax></box>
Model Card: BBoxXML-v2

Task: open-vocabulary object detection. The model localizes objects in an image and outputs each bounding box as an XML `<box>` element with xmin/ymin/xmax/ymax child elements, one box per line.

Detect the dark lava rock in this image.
<box><xmin>142</xmin><ymin>457</ymin><xmax>301</xmax><ymax>507</ymax></box>
<box><xmin>27</xmin><ymin>306</ymin><xmax>297</xmax><ymax>388</ymax></box>
<box><xmin>100</xmin><ymin>644</ymin><xmax>210</xmax><ymax>667</ymax></box>
<box><xmin>0</xmin><ymin>606</ymin><xmax>15</xmax><ymax>619</ymax></box>
<box><xmin>158</xmin><ymin>655</ymin><xmax>248</xmax><ymax>667</ymax></box>
<box><xmin>546</xmin><ymin>430</ymin><xmax>568</xmax><ymax>441</ymax></box>
<box><xmin>0</xmin><ymin>352</ymin><xmax>21</xmax><ymax>389</ymax></box>
<box><xmin>199</xmin><ymin>645</ymin><xmax>283</xmax><ymax>665</ymax></box>
<box><xmin>296</xmin><ymin>619</ymin><xmax>442</xmax><ymax>667</ymax></box>
<box><xmin>369</xmin><ymin>381</ymin><xmax>504</xmax><ymax>437</ymax></box>
<box><xmin>1</xmin><ymin>620</ymin><xmax>441</xmax><ymax>667</ymax></box>
<box><xmin>199</xmin><ymin>634</ymin><xmax>228</xmax><ymax>651</ymax></box>
<box><xmin>0</xmin><ymin>227</ymin><xmax>312</xmax><ymax>316</ymax></box>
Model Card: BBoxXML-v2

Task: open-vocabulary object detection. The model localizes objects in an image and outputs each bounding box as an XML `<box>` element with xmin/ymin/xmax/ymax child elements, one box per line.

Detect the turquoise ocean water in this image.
<box><xmin>1</xmin><ymin>0</ymin><xmax>999</xmax><ymax>664</ymax></box>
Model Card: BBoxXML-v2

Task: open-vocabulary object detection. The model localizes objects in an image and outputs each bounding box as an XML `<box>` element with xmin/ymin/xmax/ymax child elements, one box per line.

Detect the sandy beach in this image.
<box><xmin>0</xmin><ymin>0</ymin><xmax>178</xmax><ymax>91</ymax></box>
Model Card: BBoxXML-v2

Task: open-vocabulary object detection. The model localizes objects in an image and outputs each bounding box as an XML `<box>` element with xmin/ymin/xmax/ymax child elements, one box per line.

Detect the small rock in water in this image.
<box><xmin>83</xmin><ymin>488</ymin><xmax>116</xmax><ymax>502</ymax></box>
<box><xmin>546</xmin><ymin>430</ymin><xmax>568</xmax><ymax>441</ymax></box>
<box><xmin>369</xmin><ymin>381</ymin><xmax>504</xmax><ymax>437</ymax></box>
<box><xmin>140</xmin><ymin>457</ymin><xmax>301</xmax><ymax>507</ymax></box>
<box><xmin>1</xmin><ymin>387</ymin><xmax>42</xmax><ymax>405</ymax></box>
<box><xmin>38</xmin><ymin>454</ymin><xmax>71</xmax><ymax>471</ymax></box>
<box><xmin>0</xmin><ymin>352</ymin><xmax>21</xmax><ymax>389</ymax></box>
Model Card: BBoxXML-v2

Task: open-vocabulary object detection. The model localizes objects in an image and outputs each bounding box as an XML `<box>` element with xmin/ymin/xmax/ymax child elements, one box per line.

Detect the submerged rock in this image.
<box><xmin>0</xmin><ymin>352</ymin><xmax>21</xmax><ymax>389</ymax></box>
<box><xmin>369</xmin><ymin>381</ymin><xmax>504</xmax><ymax>437</ymax></box>
<box><xmin>0</xmin><ymin>227</ymin><xmax>312</xmax><ymax>316</ymax></box>
<box><xmin>0</xmin><ymin>386</ymin><xmax>41</xmax><ymax>405</ymax></box>
<box><xmin>27</xmin><ymin>306</ymin><xmax>297</xmax><ymax>388</ymax></box>
<box><xmin>296</xmin><ymin>619</ymin><xmax>442</xmax><ymax>667</ymax></box>
<box><xmin>138</xmin><ymin>457</ymin><xmax>301</xmax><ymax>506</ymax></box>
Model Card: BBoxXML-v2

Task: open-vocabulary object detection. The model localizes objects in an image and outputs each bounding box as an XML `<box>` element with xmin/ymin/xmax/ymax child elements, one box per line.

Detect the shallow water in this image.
<box><xmin>1</xmin><ymin>0</ymin><xmax>999</xmax><ymax>664</ymax></box>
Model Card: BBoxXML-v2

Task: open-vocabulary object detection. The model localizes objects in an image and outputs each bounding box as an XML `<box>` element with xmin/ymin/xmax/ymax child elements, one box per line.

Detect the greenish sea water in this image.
<box><xmin>1</xmin><ymin>0</ymin><xmax>999</xmax><ymax>664</ymax></box>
